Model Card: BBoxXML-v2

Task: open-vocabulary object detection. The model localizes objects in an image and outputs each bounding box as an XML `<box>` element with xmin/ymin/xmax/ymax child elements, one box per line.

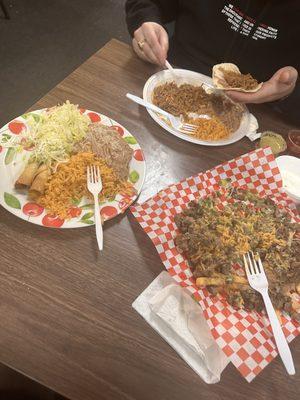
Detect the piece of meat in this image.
<box><xmin>175</xmin><ymin>234</ymin><xmax>190</xmax><ymax>253</ymax></box>
<box><xmin>174</xmin><ymin>214</ymin><xmax>194</xmax><ymax>233</ymax></box>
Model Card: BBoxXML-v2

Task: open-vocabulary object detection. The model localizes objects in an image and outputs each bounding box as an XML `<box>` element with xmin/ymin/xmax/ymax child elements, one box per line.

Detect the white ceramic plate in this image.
<box><xmin>0</xmin><ymin>108</ymin><xmax>146</xmax><ymax>228</ymax></box>
<box><xmin>143</xmin><ymin>69</ymin><xmax>252</xmax><ymax>146</ymax></box>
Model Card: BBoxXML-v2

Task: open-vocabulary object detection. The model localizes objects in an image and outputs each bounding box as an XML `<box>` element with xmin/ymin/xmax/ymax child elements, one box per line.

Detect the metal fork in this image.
<box><xmin>126</xmin><ymin>93</ymin><xmax>200</xmax><ymax>134</ymax></box>
<box><xmin>243</xmin><ymin>251</ymin><xmax>295</xmax><ymax>375</ymax></box>
<box><xmin>87</xmin><ymin>165</ymin><xmax>103</xmax><ymax>251</ymax></box>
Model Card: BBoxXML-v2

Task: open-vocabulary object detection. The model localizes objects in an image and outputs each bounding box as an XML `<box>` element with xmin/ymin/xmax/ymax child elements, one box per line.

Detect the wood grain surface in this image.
<box><xmin>0</xmin><ymin>39</ymin><xmax>299</xmax><ymax>400</ymax></box>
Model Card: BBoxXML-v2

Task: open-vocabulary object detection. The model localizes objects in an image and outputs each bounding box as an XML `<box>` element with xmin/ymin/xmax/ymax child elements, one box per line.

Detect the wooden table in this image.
<box><xmin>0</xmin><ymin>39</ymin><xmax>299</xmax><ymax>400</ymax></box>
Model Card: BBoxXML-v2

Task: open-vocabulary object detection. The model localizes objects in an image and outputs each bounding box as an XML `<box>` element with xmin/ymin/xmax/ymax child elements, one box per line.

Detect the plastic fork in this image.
<box><xmin>165</xmin><ymin>60</ymin><xmax>175</xmax><ymax>72</ymax></box>
<box><xmin>126</xmin><ymin>93</ymin><xmax>200</xmax><ymax>134</ymax></box>
<box><xmin>243</xmin><ymin>251</ymin><xmax>295</xmax><ymax>375</ymax></box>
<box><xmin>164</xmin><ymin>60</ymin><xmax>182</xmax><ymax>83</ymax></box>
<box><xmin>87</xmin><ymin>165</ymin><xmax>103</xmax><ymax>251</ymax></box>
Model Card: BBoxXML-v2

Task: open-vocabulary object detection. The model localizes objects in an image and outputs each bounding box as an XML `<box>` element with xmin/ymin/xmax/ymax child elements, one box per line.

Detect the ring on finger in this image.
<box><xmin>137</xmin><ymin>38</ymin><xmax>146</xmax><ymax>51</ymax></box>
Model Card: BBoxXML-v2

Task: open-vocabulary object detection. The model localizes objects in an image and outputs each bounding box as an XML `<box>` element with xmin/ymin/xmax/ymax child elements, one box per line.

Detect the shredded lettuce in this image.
<box><xmin>25</xmin><ymin>101</ymin><xmax>90</xmax><ymax>166</ymax></box>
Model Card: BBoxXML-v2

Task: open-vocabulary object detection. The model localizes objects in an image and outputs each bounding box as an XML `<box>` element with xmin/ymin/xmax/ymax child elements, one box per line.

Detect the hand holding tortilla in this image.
<box><xmin>222</xmin><ymin>66</ymin><xmax>298</xmax><ymax>104</ymax></box>
<box><xmin>212</xmin><ymin>63</ymin><xmax>263</xmax><ymax>92</ymax></box>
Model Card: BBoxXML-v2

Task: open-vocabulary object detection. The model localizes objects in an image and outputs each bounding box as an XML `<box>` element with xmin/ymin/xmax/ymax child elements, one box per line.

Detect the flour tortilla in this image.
<box><xmin>212</xmin><ymin>63</ymin><xmax>263</xmax><ymax>93</ymax></box>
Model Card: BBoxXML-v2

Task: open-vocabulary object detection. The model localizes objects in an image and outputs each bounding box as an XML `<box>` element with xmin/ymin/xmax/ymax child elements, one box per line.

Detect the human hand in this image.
<box><xmin>132</xmin><ymin>22</ymin><xmax>169</xmax><ymax>66</ymax></box>
<box><xmin>225</xmin><ymin>66</ymin><xmax>298</xmax><ymax>104</ymax></box>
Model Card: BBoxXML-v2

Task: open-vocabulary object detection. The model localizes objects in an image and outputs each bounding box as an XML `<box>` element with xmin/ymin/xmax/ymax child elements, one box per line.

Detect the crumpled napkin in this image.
<box><xmin>132</xmin><ymin>272</ymin><xmax>229</xmax><ymax>384</ymax></box>
<box><xmin>245</xmin><ymin>114</ymin><xmax>260</xmax><ymax>141</ymax></box>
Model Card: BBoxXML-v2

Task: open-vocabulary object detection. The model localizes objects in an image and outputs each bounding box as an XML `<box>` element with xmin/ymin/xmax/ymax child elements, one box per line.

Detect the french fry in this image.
<box><xmin>232</xmin><ymin>275</ymin><xmax>248</xmax><ymax>284</ymax></box>
<box><xmin>214</xmin><ymin>273</ymin><xmax>248</xmax><ymax>284</ymax></box>
<box><xmin>196</xmin><ymin>274</ymin><xmax>248</xmax><ymax>288</ymax></box>
<box><xmin>228</xmin><ymin>283</ymin><xmax>249</xmax><ymax>291</ymax></box>
<box><xmin>196</xmin><ymin>277</ymin><xmax>225</xmax><ymax>286</ymax></box>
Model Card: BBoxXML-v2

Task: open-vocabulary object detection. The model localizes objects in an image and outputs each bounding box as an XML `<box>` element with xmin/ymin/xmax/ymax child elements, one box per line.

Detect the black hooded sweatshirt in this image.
<box><xmin>125</xmin><ymin>0</ymin><xmax>300</xmax><ymax>125</ymax></box>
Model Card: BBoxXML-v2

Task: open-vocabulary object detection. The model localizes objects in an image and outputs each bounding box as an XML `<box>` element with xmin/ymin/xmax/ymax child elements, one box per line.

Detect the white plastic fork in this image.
<box><xmin>87</xmin><ymin>165</ymin><xmax>103</xmax><ymax>251</ymax></box>
<box><xmin>126</xmin><ymin>93</ymin><xmax>200</xmax><ymax>134</ymax></box>
<box><xmin>164</xmin><ymin>60</ymin><xmax>183</xmax><ymax>84</ymax></box>
<box><xmin>165</xmin><ymin>60</ymin><xmax>175</xmax><ymax>72</ymax></box>
<box><xmin>243</xmin><ymin>251</ymin><xmax>295</xmax><ymax>375</ymax></box>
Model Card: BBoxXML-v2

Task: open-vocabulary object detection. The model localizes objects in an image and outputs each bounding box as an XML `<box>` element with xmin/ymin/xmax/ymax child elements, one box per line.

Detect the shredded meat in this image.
<box><xmin>74</xmin><ymin>123</ymin><xmax>133</xmax><ymax>180</ymax></box>
<box><xmin>210</xmin><ymin>95</ymin><xmax>243</xmax><ymax>133</ymax></box>
<box><xmin>220</xmin><ymin>68</ymin><xmax>259</xmax><ymax>90</ymax></box>
<box><xmin>152</xmin><ymin>82</ymin><xmax>211</xmax><ymax>115</ymax></box>
<box><xmin>152</xmin><ymin>82</ymin><xmax>244</xmax><ymax>133</ymax></box>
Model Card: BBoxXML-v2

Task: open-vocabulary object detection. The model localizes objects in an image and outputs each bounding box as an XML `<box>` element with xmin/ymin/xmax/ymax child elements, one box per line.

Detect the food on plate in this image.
<box><xmin>152</xmin><ymin>81</ymin><xmax>244</xmax><ymax>138</ymax></box>
<box><xmin>37</xmin><ymin>152</ymin><xmax>134</xmax><ymax>219</ymax></box>
<box><xmin>185</xmin><ymin>116</ymin><xmax>230</xmax><ymax>140</ymax></box>
<box><xmin>14</xmin><ymin>101</ymin><xmax>90</xmax><ymax>198</ymax></box>
<box><xmin>259</xmin><ymin>131</ymin><xmax>287</xmax><ymax>155</ymax></box>
<box><xmin>174</xmin><ymin>185</ymin><xmax>300</xmax><ymax>321</ymax></box>
<box><xmin>28</xmin><ymin>165</ymin><xmax>50</xmax><ymax>200</ymax></box>
<box><xmin>23</xmin><ymin>100</ymin><xmax>90</xmax><ymax>167</ymax></box>
<box><xmin>15</xmin><ymin>162</ymin><xmax>39</xmax><ymax>189</ymax></box>
<box><xmin>15</xmin><ymin>162</ymin><xmax>50</xmax><ymax>199</ymax></box>
<box><xmin>74</xmin><ymin>122</ymin><xmax>133</xmax><ymax>180</ymax></box>
<box><xmin>10</xmin><ymin>102</ymin><xmax>139</xmax><ymax>222</ymax></box>
<box><xmin>152</xmin><ymin>82</ymin><xmax>211</xmax><ymax>116</ymax></box>
<box><xmin>212</xmin><ymin>63</ymin><xmax>263</xmax><ymax>92</ymax></box>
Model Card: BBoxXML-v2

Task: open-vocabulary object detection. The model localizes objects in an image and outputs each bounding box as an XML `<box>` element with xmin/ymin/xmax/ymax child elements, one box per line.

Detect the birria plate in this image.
<box><xmin>143</xmin><ymin>69</ymin><xmax>253</xmax><ymax>146</ymax></box>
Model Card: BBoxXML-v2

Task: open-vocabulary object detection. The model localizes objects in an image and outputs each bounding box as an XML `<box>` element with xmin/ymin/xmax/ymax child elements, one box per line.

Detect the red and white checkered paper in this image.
<box><xmin>131</xmin><ymin>147</ymin><xmax>300</xmax><ymax>382</ymax></box>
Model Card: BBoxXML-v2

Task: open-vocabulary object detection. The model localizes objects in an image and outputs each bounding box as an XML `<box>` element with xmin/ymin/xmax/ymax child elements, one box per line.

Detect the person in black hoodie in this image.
<box><xmin>125</xmin><ymin>0</ymin><xmax>299</xmax><ymax>124</ymax></box>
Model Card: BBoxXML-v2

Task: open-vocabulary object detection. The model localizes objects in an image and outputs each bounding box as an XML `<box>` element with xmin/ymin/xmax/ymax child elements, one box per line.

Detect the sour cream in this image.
<box><xmin>281</xmin><ymin>170</ymin><xmax>300</xmax><ymax>196</ymax></box>
<box><xmin>276</xmin><ymin>156</ymin><xmax>300</xmax><ymax>203</ymax></box>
